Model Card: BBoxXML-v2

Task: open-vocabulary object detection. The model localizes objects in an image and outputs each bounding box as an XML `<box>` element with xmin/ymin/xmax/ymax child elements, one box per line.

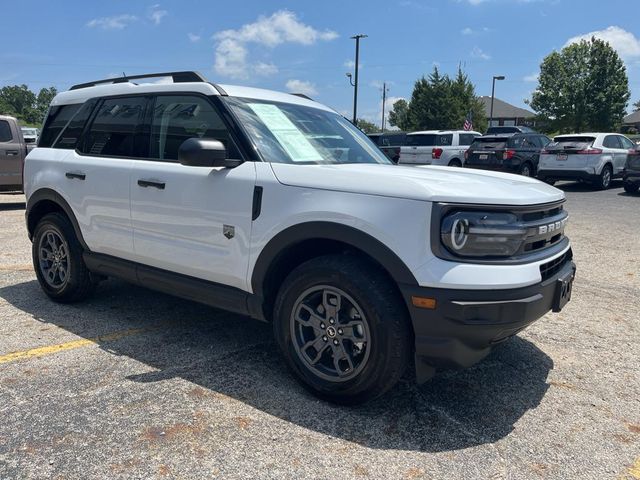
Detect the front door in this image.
<box><xmin>130</xmin><ymin>94</ymin><xmax>256</xmax><ymax>291</ymax></box>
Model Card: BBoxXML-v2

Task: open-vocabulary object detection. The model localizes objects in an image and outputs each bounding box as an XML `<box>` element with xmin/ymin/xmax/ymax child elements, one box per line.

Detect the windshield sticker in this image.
<box><xmin>248</xmin><ymin>103</ymin><xmax>323</xmax><ymax>162</ymax></box>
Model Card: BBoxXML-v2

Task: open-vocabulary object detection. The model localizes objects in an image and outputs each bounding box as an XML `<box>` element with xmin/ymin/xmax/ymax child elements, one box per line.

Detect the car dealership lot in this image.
<box><xmin>0</xmin><ymin>184</ymin><xmax>638</xmax><ymax>480</ymax></box>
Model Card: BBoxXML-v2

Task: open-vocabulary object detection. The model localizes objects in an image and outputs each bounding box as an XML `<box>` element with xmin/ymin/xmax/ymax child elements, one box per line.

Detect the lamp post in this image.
<box><xmin>349</xmin><ymin>34</ymin><xmax>367</xmax><ymax>124</ymax></box>
<box><xmin>380</xmin><ymin>82</ymin><xmax>389</xmax><ymax>132</ymax></box>
<box><xmin>489</xmin><ymin>75</ymin><xmax>505</xmax><ymax>127</ymax></box>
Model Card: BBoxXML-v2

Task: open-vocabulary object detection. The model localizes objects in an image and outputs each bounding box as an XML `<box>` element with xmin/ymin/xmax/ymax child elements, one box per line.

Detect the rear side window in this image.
<box><xmin>603</xmin><ymin>135</ymin><xmax>622</xmax><ymax>149</ymax></box>
<box><xmin>53</xmin><ymin>101</ymin><xmax>96</xmax><ymax>150</ymax></box>
<box><xmin>406</xmin><ymin>134</ymin><xmax>436</xmax><ymax>147</ymax></box>
<box><xmin>380</xmin><ymin>134</ymin><xmax>405</xmax><ymax>147</ymax></box>
<box><xmin>437</xmin><ymin>134</ymin><xmax>453</xmax><ymax>146</ymax></box>
<box><xmin>0</xmin><ymin>120</ymin><xmax>12</xmax><ymax>142</ymax></box>
<box><xmin>459</xmin><ymin>133</ymin><xmax>478</xmax><ymax>146</ymax></box>
<box><xmin>39</xmin><ymin>104</ymin><xmax>82</xmax><ymax>148</ymax></box>
<box><xmin>80</xmin><ymin>97</ymin><xmax>146</xmax><ymax>157</ymax></box>
<box><xmin>149</xmin><ymin>95</ymin><xmax>240</xmax><ymax>162</ymax></box>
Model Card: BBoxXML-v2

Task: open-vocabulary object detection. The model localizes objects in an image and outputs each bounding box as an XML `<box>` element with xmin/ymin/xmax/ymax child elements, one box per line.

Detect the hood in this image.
<box><xmin>270</xmin><ymin>163</ymin><xmax>564</xmax><ymax>206</ymax></box>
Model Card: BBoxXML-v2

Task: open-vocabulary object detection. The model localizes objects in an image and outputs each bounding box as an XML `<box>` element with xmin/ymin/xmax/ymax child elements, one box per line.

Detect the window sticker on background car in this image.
<box><xmin>248</xmin><ymin>103</ymin><xmax>323</xmax><ymax>162</ymax></box>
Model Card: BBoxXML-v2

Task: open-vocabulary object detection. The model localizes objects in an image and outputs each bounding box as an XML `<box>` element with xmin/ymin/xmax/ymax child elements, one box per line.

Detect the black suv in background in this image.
<box><xmin>623</xmin><ymin>146</ymin><xmax>640</xmax><ymax>194</ymax></box>
<box><xmin>464</xmin><ymin>133</ymin><xmax>551</xmax><ymax>177</ymax></box>
<box><xmin>367</xmin><ymin>132</ymin><xmax>406</xmax><ymax>163</ymax></box>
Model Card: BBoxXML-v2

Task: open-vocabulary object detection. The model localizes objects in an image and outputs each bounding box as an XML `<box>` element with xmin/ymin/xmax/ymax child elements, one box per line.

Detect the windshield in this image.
<box><xmin>547</xmin><ymin>136</ymin><xmax>595</xmax><ymax>151</ymax></box>
<box><xmin>224</xmin><ymin>97</ymin><xmax>391</xmax><ymax>165</ymax></box>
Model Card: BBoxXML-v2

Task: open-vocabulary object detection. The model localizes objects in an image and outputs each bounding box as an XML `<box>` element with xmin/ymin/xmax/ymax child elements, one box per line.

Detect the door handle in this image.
<box><xmin>137</xmin><ymin>179</ymin><xmax>165</xmax><ymax>190</ymax></box>
<box><xmin>65</xmin><ymin>172</ymin><xmax>86</xmax><ymax>180</ymax></box>
<box><xmin>6</xmin><ymin>150</ymin><xmax>18</xmax><ymax>156</ymax></box>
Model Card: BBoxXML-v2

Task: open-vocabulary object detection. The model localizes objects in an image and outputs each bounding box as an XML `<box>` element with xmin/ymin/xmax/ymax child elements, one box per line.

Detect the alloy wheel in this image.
<box><xmin>38</xmin><ymin>229</ymin><xmax>70</xmax><ymax>288</ymax></box>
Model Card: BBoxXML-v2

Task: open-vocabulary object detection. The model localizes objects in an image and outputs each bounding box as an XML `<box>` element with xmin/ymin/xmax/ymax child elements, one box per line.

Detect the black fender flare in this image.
<box><xmin>26</xmin><ymin>188</ymin><xmax>89</xmax><ymax>250</ymax></box>
<box><xmin>250</xmin><ymin>221</ymin><xmax>418</xmax><ymax>297</ymax></box>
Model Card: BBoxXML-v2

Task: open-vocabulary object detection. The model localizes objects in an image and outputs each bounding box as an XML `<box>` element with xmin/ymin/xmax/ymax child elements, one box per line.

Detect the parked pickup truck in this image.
<box><xmin>0</xmin><ymin>115</ymin><xmax>27</xmax><ymax>191</ymax></box>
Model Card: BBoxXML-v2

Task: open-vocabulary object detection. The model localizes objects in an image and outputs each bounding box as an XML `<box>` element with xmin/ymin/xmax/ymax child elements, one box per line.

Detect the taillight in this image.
<box><xmin>576</xmin><ymin>148</ymin><xmax>603</xmax><ymax>155</ymax></box>
<box><xmin>464</xmin><ymin>149</ymin><xmax>469</xmax><ymax>160</ymax></box>
<box><xmin>432</xmin><ymin>148</ymin><xmax>443</xmax><ymax>159</ymax></box>
<box><xmin>540</xmin><ymin>149</ymin><xmax>549</xmax><ymax>154</ymax></box>
<box><xmin>503</xmin><ymin>149</ymin><xmax>515</xmax><ymax>160</ymax></box>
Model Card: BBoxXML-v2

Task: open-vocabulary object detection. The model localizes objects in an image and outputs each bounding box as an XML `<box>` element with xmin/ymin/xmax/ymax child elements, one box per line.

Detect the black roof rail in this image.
<box><xmin>69</xmin><ymin>71</ymin><xmax>208</xmax><ymax>91</ymax></box>
<box><xmin>290</xmin><ymin>93</ymin><xmax>314</xmax><ymax>101</ymax></box>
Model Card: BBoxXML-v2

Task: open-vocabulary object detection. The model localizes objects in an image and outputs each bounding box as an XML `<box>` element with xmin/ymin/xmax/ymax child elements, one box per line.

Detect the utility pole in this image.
<box><xmin>380</xmin><ymin>82</ymin><xmax>390</xmax><ymax>132</ymax></box>
<box><xmin>490</xmin><ymin>75</ymin><xmax>505</xmax><ymax>127</ymax></box>
<box><xmin>350</xmin><ymin>34</ymin><xmax>367</xmax><ymax>124</ymax></box>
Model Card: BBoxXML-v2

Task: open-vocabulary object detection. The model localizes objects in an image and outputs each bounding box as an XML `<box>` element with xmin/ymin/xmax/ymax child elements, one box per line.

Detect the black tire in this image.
<box><xmin>273</xmin><ymin>254</ymin><xmax>411</xmax><ymax>405</ymax></box>
<box><xmin>519</xmin><ymin>162</ymin><xmax>533</xmax><ymax>177</ymax></box>
<box><xmin>448</xmin><ymin>159</ymin><xmax>462</xmax><ymax>168</ymax></box>
<box><xmin>594</xmin><ymin>164</ymin><xmax>612</xmax><ymax>190</ymax></box>
<box><xmin>624</xmin><ymin>183</ymin><xmax>639</xmax><ymax>194</ymax></box>
<box><xmin>32</xmin><ymin>212</ymin><xmax>96</xmax><ymax>303</ymax></box>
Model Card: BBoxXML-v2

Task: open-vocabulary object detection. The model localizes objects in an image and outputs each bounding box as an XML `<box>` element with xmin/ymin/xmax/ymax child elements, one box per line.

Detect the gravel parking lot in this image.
<box><xmin>0</xmin><ymin>182</ymin><xmax>638</xmax><ymax>480</ymax></box>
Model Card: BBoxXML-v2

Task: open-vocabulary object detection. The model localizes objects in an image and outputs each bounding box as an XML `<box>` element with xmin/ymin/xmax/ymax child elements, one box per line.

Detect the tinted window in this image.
<box><xmin>406</xmin><ymin>134</ymin><xmax>436</xmax><ymax>147</ymax></box>
<box><xmin>80</xmin><ymin>97</ymin><xmax>146</xmax><ymax>157</ymax></box>
<box><xmin>53</xmin><ymin>101</ymin><xmax>96</xmax><ymax>150</ymax></box>
<box><xmin>380</xmin><ymin>134</ymin><xmax>406</xmax><ymax>147</ymax></box>
<box><xmin>149</xmin><ymin>95</ymin><xmax>239</xmax><ymax>161</ymax></box>
<box><xmin>486</xmin><ymin>126</ymin><xmax>518</xmax><ymax>134</ymax></box>
<box><xmin>438</xmin><ymin>134</ymin><xmax>453</xmax><ymax>146</ymax></box>
<box><xmin>39</xmin><ymin>104</ymin><xmax>82</xmax><ymax>148</ymax></box>
<box><xmin>470</xmin><ymin>136</ymin><xmax>508</xmax><ymax>150</ymax></box>
<box><xmin>507</xmin><ymin>135</ymin><xmax>527</xmax><ymax>148</ymax></box>
<box><xmin>0</xmin><ymin>120</ymin><xmax>12</xmax><ymax>142</ymax></box>
<box><xmin>537</xmin><ymin>136</ymin><xmax>551</xmax><ymax>147</ymax></box>
<box><xmin>619</xmin><ymin>136</ymin><xmax>635</xmax><ymax>149</ymax></box>
<box><xmin>458</xmin><ymin>133</ymin><xmax>478</xmax><ymax>146</ymax></box>
<box><xmin>546</xmin><ymin>137</ymin><xmax>595</xmax><ymax>151</ymax></box>
<box><xmin>367</xmin><ymin>135</ymin><xmax>381</xmax><ymax>145</ymax></box>
<box><xmin>603</xmin><ymin>135</ymin><xmax>622</xmax><ymax>149</ymax></box>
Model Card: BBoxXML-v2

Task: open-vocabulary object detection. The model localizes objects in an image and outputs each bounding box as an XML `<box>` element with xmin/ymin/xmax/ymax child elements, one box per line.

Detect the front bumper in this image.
<box><xmin>400</xmin><ymin>255</ymin><xmax>576</xmax><ymax>382</ymax></box>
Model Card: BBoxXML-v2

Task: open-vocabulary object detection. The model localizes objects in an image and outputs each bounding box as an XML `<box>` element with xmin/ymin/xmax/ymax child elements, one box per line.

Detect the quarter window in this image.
<box><xmin>53</xmin><ymin>101</ymin><xmax>96</xmax><ymax>150</ymax></box>
<box><xmin>458</xmin><ymin>133</ymin><xmax>478</xmax><ymax>146</ymax></box>
<box><xmin>619</xmin><ymin>136</ymin><xmax>635</xmax><ymax>149</ymax></box>
<box><xmin>603</xmin><ymin>135</ymin><xmax>622</xmax><ymax>149</ymax></box>
<box><xmin>0</xmin><ymin>120</ymin><xmax>12</xmax><ymax>142</ymax></box>
<box><xmin>39</xmin><ymin>104</ymin><xmax>82</xmax><ymax>148</ymax></box>
<box><xmin>149</xmin><ymin>95</ymin><xmax>239</xmax><ymax>161</ymax></box>
<box><xmin>80</xmin><ymin>97</ymin><xmax>146</xmax><ymax>157</ymax></box>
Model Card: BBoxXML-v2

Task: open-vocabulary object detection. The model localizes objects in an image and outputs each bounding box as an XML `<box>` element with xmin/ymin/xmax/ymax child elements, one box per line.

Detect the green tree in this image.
<box><xmin>632</xmin><ymin>99</ymin><xmax>640</xmax><ymax>112</ymax></box>
<box><xmin>388</xmin><ymin>99</ymin><xmax>410</xmax><ymax>130</ymax></box>
<box><xmin>528</xmin><ymin>37</ymin><xmax>630</xmax><ymax>132</ymax></box>
<box><xmin>0</xmin><ymin>84</ymin><xmax>57</xmax><ymax>125</ymax></box>
<box><xmin>34</xmin><ymin>87</ymin><xmax>58</xmax><ymax>124</ymax></box>
<box><xmin>356</xmin><ymin>118</ymin><xmax>380</xmax><ymax>134</ymax></box>
<box><xmin>387</xmin><ymin>66</ymin><xmax>486</xmax><ymax>132</ymax></box>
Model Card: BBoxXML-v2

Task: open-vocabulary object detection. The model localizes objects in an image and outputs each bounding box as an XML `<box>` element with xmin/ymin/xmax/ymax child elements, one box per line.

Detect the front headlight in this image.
<box><xmin>441</xmin><ymin>211</ymin><xmax>527</xmax><ymax>257</ymax></box>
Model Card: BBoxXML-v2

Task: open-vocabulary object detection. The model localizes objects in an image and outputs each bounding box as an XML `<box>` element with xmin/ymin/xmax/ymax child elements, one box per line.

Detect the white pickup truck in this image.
<box><xmin>0</xmin><ymin>115</ymin><xmax>27</xmax><ymax>191</ymax></box>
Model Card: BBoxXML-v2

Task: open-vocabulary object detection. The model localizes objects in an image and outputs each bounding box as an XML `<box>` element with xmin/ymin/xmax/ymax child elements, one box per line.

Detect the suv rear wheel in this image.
<box><xmin>595</xmin><ymin>164</ymin><xmax>612</xmax><ymax>190</ymax></box>
<box><xmin>520</xmin><ymin>162</ymin><xmax>533</xmax><ymax>177</ymax></box>
<box><xmin>623</xmin><ymin>183</ymin><xmax>639</xmax><ymax>194</ymax></box>
<box><xmin>448</xmin><ymin>159</ymin><xmax>462</xmax><ymax>168</ymax></box>
<box><xmin>273</xmin><ymin>254</ymin><xmax>411</xmax><ymax>404</ymax></box>
<box><xmin>32</xmin><ymin>212</ymin><xmax>96</xmax><ymax>302</ymax></box>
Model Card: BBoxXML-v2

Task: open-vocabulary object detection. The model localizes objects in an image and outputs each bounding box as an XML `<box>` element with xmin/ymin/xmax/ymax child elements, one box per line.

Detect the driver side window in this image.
<box><xmin>149</xmin><ymin>95</ymin><xmax>240</xmax><ymax>161</ymax></box>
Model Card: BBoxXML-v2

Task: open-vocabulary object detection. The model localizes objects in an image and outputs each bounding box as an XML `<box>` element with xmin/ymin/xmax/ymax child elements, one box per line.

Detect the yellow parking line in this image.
<box><xmin>0</xmin><ymin>327</ymin><xmax>150</xmax><ymax>365</ymax></box>
<box><xmin>630</xmin><ymin>458</ymin><xmax>640</xmax><ymax>479</ymax></box>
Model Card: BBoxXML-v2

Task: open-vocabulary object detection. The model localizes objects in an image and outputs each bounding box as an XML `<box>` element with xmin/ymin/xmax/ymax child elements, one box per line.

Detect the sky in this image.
<box><xmin>3</xmin><ymin>0</ymin><xmax>640</xmax><ymax>128</ymax></box>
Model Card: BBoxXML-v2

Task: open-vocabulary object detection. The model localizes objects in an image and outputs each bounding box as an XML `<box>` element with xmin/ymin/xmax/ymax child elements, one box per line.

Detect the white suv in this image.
<box><xmin>24</xmin><ymin>72</ymin><xmax>575</xmax><ymax>404</ymax></box>
<box><xmin>537</xmin><ymin>133</ymin><xmax>636</xmax><ymax>189</ymax></box>
<box><xmin>398</xmin><ymin>130</ymin><xmax>481</xmax><ymax>167</ymax></box>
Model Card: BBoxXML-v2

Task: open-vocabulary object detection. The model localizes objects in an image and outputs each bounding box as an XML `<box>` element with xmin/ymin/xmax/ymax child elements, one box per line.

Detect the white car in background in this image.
<box><xmin>537</xmin><ymin>133</ymin><xmax>635</xmax><ymax>189</ymax></box>
<box><xmin>398</xmin><ymin>130</ymin><xmax>481</xmax><ymax>167</ymax></box>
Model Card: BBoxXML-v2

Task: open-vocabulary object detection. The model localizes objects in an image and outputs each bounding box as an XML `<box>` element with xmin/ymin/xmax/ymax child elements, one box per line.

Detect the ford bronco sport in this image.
<box><xmin>24</xmin><ymin>71</ymin><xmax>576</xmax><ymax>404</ymax></box>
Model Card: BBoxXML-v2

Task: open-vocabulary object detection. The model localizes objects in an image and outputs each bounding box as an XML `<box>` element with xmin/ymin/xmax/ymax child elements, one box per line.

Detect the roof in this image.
<box><xmin>623</xmin><ymin>110</ymin><xmax>640</xmax><ymax>124</ymax></box>
<box><xmin>51</xmin><ymin>77</ymin><xmax>335</xmax><ymax>113</ymax></box>
<box><xmin>479</xmin><ymin>96</ymin><xmax>535</xmax><ymax>119</ymax></box>
<box><xmin>408</xmin><ymin>130</ymin><xmax>481</xmax><ymax>135</ymax></box>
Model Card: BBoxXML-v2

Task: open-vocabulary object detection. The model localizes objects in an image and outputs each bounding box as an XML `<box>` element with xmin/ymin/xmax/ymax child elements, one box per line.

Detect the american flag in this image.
<box><xmin>463</xmin><ymin>111</ymin><xmax>473</xmax><ymax>131</ymax></box>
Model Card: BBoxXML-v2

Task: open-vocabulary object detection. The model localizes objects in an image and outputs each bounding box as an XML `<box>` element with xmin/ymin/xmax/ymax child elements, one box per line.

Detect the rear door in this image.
<box><xmin>603</xmin><ymin>135</ymin><xmax>626</xmax><ymax>174</ymax></box>
<box><xmin>0</xmin><ymin>119</ymin><xmax>24</xmax><ymax>188</ymax></box>
<box><xmin>130</xmin><ymin>94</ymin><xmax>256</xmax><ymax>290</ymax></box>
<box><xmin>401</xmin><ymin>133</ymin><xmax>436</xmax><ymax>164</ymax></box>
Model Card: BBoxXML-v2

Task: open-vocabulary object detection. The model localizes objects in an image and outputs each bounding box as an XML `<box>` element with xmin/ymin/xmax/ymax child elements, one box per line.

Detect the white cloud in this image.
<box><xmin>285</xmin><ymin>79</ymin><xmax>318</xmax><ymax>97</ymax></box>
<box><xmin>461</xmin><ymin>27</ymin><xmax>473</xmax><ymax>35</ymax></box>
<box><xmin>213</xmin><ymin>10</ymin><xmax>338</xmax><ymax>79</ymax></box>
<box><xmin>471</xmin><ymin>46</ymin><xmax>491</xmax><ymax>60</ymax></box>
<box><xmin>254</xmin><ymin>62</ymin><xmax>279</xmax><ymax>76</ymax></box>
<box><xmin>523</xmin><ymin>72</ymin><xmax>539</xmax><ymax>82</ymax></box>
<box><xmin>148</xmin><ymin>5</ymin><xmax>168</xmax><ymax>25</ymax></box>
<box><xmin>564</xmin><ymin>26</ymin><xmax>640</xmax><ymax>62</ymax></box>
<box><xmin>188</xmin><ymin>33</ymin><xmax>201</xmax><ymax>43</ymax></box>
<box><xmin>87</xmin><ymin>14</ymin><xmax>137</xmax><ymax>30</ymax></box>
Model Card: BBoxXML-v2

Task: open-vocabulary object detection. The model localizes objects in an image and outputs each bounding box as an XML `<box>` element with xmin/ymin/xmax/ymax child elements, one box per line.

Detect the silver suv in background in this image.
<box><xmin>398</xmin><ymin>130</ymin><xmax>481</xmax><ymax>167</ymax></box>
<box><xmin>537</xmin><ymin>133</ymin><xmax>635</xmax><ymax>189</ymax></box>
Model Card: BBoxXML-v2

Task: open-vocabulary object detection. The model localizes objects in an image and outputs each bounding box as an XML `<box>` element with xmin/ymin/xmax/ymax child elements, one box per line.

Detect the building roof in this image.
<box><xmin>479</xmin><ymin>96</ymin><xmax>535</xmax><ymax>119</ymax></box>
<box><xmin>623</xmin><ymin>110</ymin><xmax>640</xmax><ymax>124</ymax></box>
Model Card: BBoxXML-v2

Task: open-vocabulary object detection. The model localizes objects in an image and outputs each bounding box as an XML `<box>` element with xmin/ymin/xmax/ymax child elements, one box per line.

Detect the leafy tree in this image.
<box><xmin>387</xmin><ymin>66</ymin><xmax>486</xmax><ymax>132</ymax></box>
<box><xmin>388</xmin><ymin>99</ymin><xmax>410</xmax><ymax>130</ymax></box>
<box><xmin>0</xmin><ymin>84</ymin><xmax>57</xmax><ymax>125</ymax></box>
<box><xmin>356</xmin><ymin>118</ymin><xmax>380</xmax><ymax>134</ymax></box>
<box><xmin>528</xmin><ymin>37</ymin><xmax>630</xmax><ymax>132</ymax></box>
<box><xmin>34</xmin><ymin>87</ymin><xmax>58</xmax><ymax>124</ymax></box>
<box><xmin>633</xmin><ymin>99</ymin><xmax>640</xmax><ymax>112</ymax></box>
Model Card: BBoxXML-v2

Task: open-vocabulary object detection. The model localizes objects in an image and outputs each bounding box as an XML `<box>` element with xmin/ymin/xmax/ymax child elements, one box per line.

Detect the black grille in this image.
<box><xmin>540</xmin><ymin>249</ymin><xmax>573</xmax><ymax>281</ymax></box>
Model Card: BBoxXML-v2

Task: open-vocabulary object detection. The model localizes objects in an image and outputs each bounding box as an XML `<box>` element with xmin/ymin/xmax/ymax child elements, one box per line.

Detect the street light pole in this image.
<box><xmin>380</xmin><ymin>82</ymin><xmax>389</xmax><ymax>132</ymax></box>
<box><xmin>350</xmin><ymin>34</ymin><xmax>367</xmax><ymax>124</ymax></box>
<box><xmin>489</xmin><ymin>75</ymin><xmax>505</xmax><ymax>127</ymax></box>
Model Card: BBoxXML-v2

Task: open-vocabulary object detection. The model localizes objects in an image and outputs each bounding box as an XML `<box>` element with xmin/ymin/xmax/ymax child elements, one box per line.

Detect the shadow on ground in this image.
<box><xmin>554</xmin><ymin>180</ymin><xmax>623</xmax><ymax>192</ymax></box>
<box><xmin>0</xmin><ymin>202</ymin><xmax>25</xmax><ymax>211</ymax></box>
<box><xmin>0</xmin><ymin>278</ymin><xmax>553</xmax><ymax>453</ymax></box>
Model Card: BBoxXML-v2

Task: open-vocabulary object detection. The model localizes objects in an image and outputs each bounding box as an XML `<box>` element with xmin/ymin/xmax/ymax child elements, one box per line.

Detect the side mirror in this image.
<box><xmin>178</xmin><ymin>138</ymin><xmax>242</xmax><ymax>168</ymax></box>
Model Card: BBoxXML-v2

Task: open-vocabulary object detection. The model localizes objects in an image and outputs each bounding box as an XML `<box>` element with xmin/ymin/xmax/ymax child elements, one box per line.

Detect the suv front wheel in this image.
<box><xmin>32</xmin><ymin>212</ymin><xmax>96</xmax><ymax>302</ymax></box>
<box><xmin>595</xmin><ymin>164</ymin><xmax>612</xmax><ymax>190</ymax></box>
<box><xmin>273</xmin><ymin>254</ymin><xmax>411</xmax><ymax>404</ymax></box>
